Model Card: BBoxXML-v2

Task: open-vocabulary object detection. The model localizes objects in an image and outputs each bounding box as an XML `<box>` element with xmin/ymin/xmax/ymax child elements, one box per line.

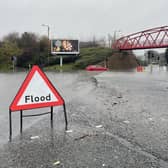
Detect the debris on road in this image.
<box><xmin>66</xmin><ymin>129</ymin><xmax>73</xmax><ymax>133</ymax></box>
<box><xmin>112</xmin><ymin>102</ymin><xmax>118</xmax><ymax>106</ymax></box>
<box><xmin>30</xmin><ymin>136</ymin><xmax>39</xmax><ymax>140</ymax></box>
<box><xmin>96</xmin><ymin>125</ymin><xmax>103</xmax><ymax>128</ymax></box>
<box><xmin>74</xmin><ymin>134</ymin><xmax>98</xmax><ymax>141</ymax></box>
<box><xmin>53</xmin><ymin>161</ymin><xmax>60</xmax><ymax>166</ymax></box>
<box><xmin>117</xmin><ymin>95</ymin><xmax>122</xmax><ymax>99</ymax></box>
<box><xmin>123</xmin><ymin>120</ymin><xmax>130</xmax><ymax>124</ymax></box>
<box><xmin>148</xmin><ymin>117</ymin><xmax>153</xmax><ymax>121</ymax></box>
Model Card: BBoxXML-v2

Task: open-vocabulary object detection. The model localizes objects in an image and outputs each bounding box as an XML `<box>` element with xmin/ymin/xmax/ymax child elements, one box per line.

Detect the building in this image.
<box><xmin>144</xmin><ymin>50</ymin><xmax>167</xmax><ymax>66</ymax></box>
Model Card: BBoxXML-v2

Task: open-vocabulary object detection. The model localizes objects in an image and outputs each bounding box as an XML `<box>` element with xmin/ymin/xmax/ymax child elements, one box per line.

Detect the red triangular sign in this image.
<box><xmin>10</xmin><ymin>65</ymin><xmax>64</xmax><ymax>111</ymax></box>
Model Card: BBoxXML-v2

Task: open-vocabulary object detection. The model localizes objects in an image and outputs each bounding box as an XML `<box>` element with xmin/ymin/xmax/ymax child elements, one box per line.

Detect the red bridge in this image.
<box><xmin>112</xmin><ymin>26</ymin><xmax>168</xmax><ymax>50</ymax></box>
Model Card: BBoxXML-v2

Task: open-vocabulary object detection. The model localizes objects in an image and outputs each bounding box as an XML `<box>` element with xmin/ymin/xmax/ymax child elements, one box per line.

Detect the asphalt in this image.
<box><xmin>0</xmin><ymin>69</ymin><xmax>168</xmax><ymax>168</ymax></box>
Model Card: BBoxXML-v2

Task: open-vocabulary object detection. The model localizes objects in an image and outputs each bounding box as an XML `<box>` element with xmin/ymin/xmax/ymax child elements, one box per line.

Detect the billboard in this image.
<box><xmin>51</xmin><ymin>39</ymin><xmax>79</xmax><ymax>55</ymax></box>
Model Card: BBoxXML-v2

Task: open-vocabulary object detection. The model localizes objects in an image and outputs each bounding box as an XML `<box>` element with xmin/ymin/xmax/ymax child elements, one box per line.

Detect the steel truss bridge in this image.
<box><xmin>112</xmin><ymin>26</ymin><xmax>168</xmax><ymax>50</ymax></box>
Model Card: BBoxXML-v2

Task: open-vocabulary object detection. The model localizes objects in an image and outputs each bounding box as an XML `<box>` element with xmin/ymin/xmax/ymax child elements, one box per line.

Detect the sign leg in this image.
<box><xmin>20</xmin><ymin>110</ymin><xmax>23</xmax><ymax>134</ymax></box>
<box><xmin>63</xmin><ymin>104</ymin><xmax>68</xmax><ymax>130</ymax></box>
<box><xmin>9</xmin><ymin>109</ymin><xmax>12</xmax><ymax>142</ymax></box>
<box><xmin>51</xmin><ymin>106</ymin><xmax>53</xmax><ymax>128</ymax></box>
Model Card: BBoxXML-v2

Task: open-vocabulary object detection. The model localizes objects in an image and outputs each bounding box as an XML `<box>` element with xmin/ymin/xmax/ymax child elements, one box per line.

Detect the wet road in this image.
<box><xmin>0</xmin><ymin>67</ymin><xmax>168</xmax><ymax>167</ymax></box>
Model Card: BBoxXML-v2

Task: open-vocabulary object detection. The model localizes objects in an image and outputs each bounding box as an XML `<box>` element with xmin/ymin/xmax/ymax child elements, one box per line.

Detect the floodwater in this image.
<box><xmin>0</xmin><ymin>70</ymin><xmax>98</xmax><ymax>146</ymax></box>
<box><xmin>1</xmin><ymin>65</ymin><xmax>168</xmax><ymax>167</ymax></box>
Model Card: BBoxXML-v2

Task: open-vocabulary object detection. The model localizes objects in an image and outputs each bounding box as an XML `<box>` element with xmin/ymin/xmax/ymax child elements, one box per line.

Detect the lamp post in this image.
<box><xmin>42</xmin><ymin>24</ymin><xmax>50</xmax><ymax>65</ymax></box>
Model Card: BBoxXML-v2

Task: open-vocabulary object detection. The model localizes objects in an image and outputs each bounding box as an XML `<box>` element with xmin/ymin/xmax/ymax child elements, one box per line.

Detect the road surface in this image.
<box><xmin>0</xmin><ymin>68</ymin><xmax>168</xmax><ymax>167</ymax></box>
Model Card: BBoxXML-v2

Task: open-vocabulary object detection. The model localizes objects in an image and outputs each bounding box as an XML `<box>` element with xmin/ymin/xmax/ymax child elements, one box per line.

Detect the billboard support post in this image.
<box><xmin>60</xmin><ymin>56</ymin><xmax>63</xmax><ymax>67</ymax></box>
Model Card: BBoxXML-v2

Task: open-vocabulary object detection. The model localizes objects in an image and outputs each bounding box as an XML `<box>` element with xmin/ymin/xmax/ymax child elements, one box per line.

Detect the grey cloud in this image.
<box><xmin>0</xmin><ymin>0</ymin><xmax>167</xmax><ymax>40</ymax></box>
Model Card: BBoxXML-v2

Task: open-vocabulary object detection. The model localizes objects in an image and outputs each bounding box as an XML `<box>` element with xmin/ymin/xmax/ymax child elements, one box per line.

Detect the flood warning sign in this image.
<box><xmin>10</xmin><ymin>65</ymin><xmax>64</xmax><ymax>111</ymax></box>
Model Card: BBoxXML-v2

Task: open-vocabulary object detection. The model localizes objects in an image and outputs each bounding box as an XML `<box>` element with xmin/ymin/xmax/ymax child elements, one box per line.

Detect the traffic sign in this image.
<box><xmin>10</xmin><ymin>65</ymin><xmax>64</xmax><ymax>111</ymax></box>
<box><xmin>9</xmin><ymin>65</ymin><xmax>68</xmax><ymax>141</ymax></box>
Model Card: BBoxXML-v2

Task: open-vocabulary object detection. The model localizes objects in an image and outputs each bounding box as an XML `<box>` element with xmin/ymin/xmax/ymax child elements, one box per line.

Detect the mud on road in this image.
<box><xmin>0</xmin><ymin>70</ymin><xmax>168</xmax><ymax>168</ymax></box>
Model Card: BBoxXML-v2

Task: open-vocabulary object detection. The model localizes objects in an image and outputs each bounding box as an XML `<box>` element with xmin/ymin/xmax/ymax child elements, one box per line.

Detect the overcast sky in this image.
<box><xmin>0</xmin><ymin>0</ymin><xmax>167</xmax><ymax>42</ymax></box>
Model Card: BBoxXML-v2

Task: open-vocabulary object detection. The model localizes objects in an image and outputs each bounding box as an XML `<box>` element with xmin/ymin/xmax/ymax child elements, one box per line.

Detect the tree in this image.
<box><xmin>39</xmin><ymin>35</ymin><xmax>48</xmax><ymax>52</ymax></box>
<box><xmin>18</xmin><ymin>32</ymin><xmax>39</xmax><ymax>48</ymax></box>
<box><xmin>3</xmin><ymin>32</ymin><xmax>20</xmax><ymax>44</ymax></box>
<box><xmin>0</xmin><ymin>42</ymin><xmax>22</xmax><ymax>67</ymax></box>
<box><xmin>17</xmin><ymin>32</ymin><xmax>40</xmax><ymax>67</ymax></box>
<box><xmin>38</xmin><ymin>36</ymin><xmax>49</xmax><ymax>65</ymax></box>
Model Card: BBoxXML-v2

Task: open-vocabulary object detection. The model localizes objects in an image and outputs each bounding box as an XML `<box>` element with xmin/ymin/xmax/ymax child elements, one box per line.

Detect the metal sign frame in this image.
<box><xmin>9</xmin><ymin>65</ymin><xmax>68</xmax><ymax>141</ymax></box>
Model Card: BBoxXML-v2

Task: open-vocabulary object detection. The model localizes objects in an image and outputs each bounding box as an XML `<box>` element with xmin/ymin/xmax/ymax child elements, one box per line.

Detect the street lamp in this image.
<box><xmin>41</xmin><ymin>24</ymin><xmax>50</xmax><ymax>65</ymax></box>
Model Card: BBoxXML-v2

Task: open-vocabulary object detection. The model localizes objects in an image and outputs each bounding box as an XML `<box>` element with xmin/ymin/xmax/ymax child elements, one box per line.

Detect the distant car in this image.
<box><xmin>86</xmin><ymin>65</ymin><xmax>108</xmax><ymax>71</ymax></box>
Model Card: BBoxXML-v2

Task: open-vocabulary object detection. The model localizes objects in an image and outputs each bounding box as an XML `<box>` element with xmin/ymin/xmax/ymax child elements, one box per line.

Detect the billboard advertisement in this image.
<box><xmin>51</xmin><ymin>39</ymin><xmax>79</xmax><ymax>55</ymax></box>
